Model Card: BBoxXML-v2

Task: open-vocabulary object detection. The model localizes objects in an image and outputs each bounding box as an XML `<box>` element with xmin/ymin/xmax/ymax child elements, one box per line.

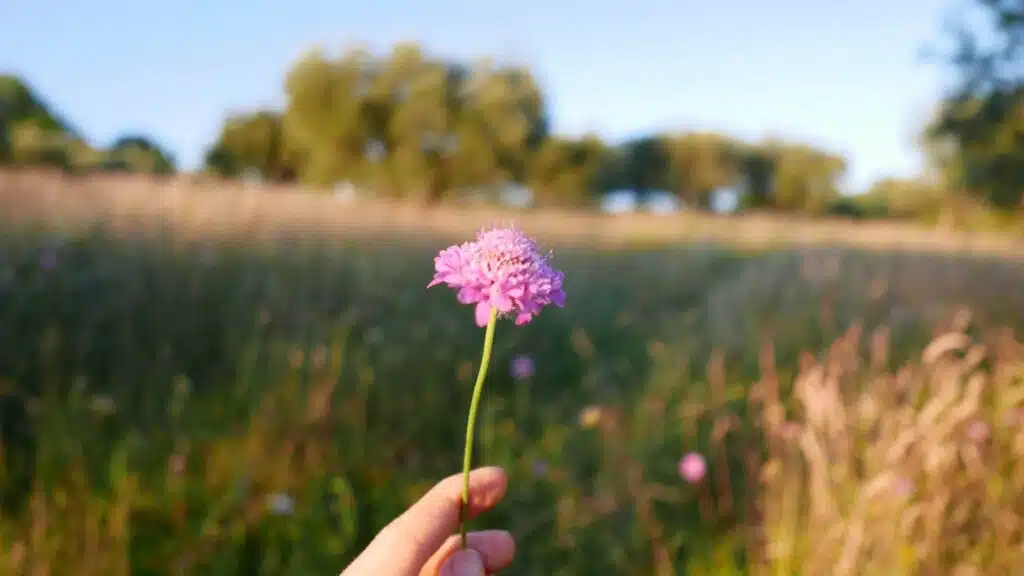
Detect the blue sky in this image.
<box><xmin>1</xmin><ymin>0</ymin><xmax>967</xmax><ymax>193</ymax></box>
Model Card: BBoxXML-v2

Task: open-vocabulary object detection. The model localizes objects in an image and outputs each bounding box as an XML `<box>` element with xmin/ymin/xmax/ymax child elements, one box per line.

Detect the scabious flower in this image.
<box><xmin>429</xmin><ymin>227</ymin><xmax>566</xmax><ymax>327</ymax></box>
<box><xmin>510</xmin><ymin>355</ymin><xmax>536</xmax><ymax>380</ymax></box>
<box><xmin>678</xmin><ymin>452</ymin><xmax>707</xmax><ymax>484</ymax></box>
<box><xmin>429</xmin><ymin>225</ymin><xmax>566</xmax><ymax>550</ymax></box>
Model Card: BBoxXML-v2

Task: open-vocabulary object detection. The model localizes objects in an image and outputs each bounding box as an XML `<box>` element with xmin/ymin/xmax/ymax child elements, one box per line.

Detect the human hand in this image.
<box><xmin>341</xmin><ymin>467</ymin><xmax>515</xmax><ymax>576</ymax></box>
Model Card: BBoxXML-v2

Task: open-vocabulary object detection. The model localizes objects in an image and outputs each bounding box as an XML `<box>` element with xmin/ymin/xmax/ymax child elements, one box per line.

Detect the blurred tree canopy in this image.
<box><xmin>0</xmin><ymin>75</ymin><xmax>177</xmax><ymax>175</ymax></box>
<box><xmin>197</xmin><ymin>43</ymin><xmax>854</xmax><ymax>210</ymax></box>
<box><xmin>1</xmin><ymin>20</ymin><xmax>1018</xmax><ymax>219</ymax></box>
<box><xmin>927</xmin><ymin>0</ymin><xmax>1022</xmax><ymax>210</ymax></box>
<box><xmin>102</xmin><ymin>136</ymin><xmax>176</xmax><ymax>175</ymax></box>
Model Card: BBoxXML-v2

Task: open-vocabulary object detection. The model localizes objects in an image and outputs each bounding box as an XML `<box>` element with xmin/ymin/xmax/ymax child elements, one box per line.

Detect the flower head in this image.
<box><xmin>510</xmin><ymin>355</ymin><xmax>535</xmax><ymax>380</ymax></box>
<box><xmin>429</xmin><ymin>227</ymin><xmax>566</xmax><ymax>327</ymax></box>
<box><xmin>678</xmin><ymin>452</ymin><xmax>707</xmax><ymax>484</ymax></box>
<box><xmin>266</xmin><ymin>492</ymin><xmax>295</xmax><ymax>516</ymax></box>
<box><xmin>966</xmin><ymin>420</ymin><xmax>990</xmax><ymax>443</ymax></box>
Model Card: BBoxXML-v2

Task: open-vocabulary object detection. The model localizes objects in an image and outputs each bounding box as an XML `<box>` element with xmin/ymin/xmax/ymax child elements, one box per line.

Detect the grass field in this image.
<box><xmin>0</xmin><ymin>172</ymin><xmax>1023</xmax><ymax>575</ymax></box>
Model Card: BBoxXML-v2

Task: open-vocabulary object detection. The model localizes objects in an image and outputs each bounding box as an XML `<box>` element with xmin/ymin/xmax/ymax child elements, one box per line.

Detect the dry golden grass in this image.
<box><xmin>1</xmin><ymin>168</ymin><xmax>1020</xmax><ymax>255</ymax></box>
<box><xmin>754</xmin><ymin>322</ymin><xmax>1024</xmax><ymax>575</ymax></box>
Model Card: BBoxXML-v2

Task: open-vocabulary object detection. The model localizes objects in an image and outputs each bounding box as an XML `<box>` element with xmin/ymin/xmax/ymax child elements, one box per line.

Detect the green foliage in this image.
<box><xmin>204</xmin><ymin>111</ymin><xmax>295</xmax><ymax>182</ymax></box>
<box><xmin>664</xmin><ymin>132</ymin><xmax>743</xmax><ymax>208</ymax></box>
<box><xmin>0</xmin><ymin>223</ymin><xmax>1021</xmax><ymax>574</ymax></box>
<box><xmin>272</xmin><ymin>44</ymin><xmax>550</xmax><ymax>202</ymax></box>
<box><xmin>189</xmin><ymin>43</ymin><xmax>858</xmax><ymax>212</ymax></box>
<box><xmin>739</xmin><ymin>150</ymin><xmax>774</xmax><ymax>208</ymax></box>
<box><xmin>102</xmin><ymin>136</ymin><xmax>177</xmax><ymax>175</ymax></box>
<box><xmin>928</xmin><ymin>0</ymin><xmax>1023</xmax><ymax>210</ymax></box>
<box><xmin>0</xmin><ymin>75</ymin><xmax>175</xmax><ymax>176</ymax></box>
<box><xmin>856</xmin><ymin>176</ymin><xmax>949</xmax><ymax>220</ymax></box>
<box><xmin>527</xmin><ymin>135</ymin><xmax>608</xmax><ymax>207</ymax></box>
<box><xmin>1</xmin><ymin>3</ymin><xmax>1018</xmax><ymax>217</ymax></box>
<box><xmin>621</xmin><ymin>136</ymin><xmax>672</xmax><ymax>200</ymax></box>
<box><xmin>756</xmin><ymin>139</ymin><xmax>847</xmax><ymax>213</ymax></box>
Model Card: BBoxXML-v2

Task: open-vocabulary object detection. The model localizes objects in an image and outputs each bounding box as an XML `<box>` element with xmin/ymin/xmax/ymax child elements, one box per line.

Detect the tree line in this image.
<box><xmin>0</xmin><ymin>0</ymin><xmax>1019</xmax><ymax>217</ymax></box>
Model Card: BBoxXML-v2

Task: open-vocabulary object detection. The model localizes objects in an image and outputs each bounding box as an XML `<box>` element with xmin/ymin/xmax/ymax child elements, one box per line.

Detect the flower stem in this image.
<box><xmin>460</xmin><ymin>307</ymin><xmax>498</xmax><ymax>548</ymax></box>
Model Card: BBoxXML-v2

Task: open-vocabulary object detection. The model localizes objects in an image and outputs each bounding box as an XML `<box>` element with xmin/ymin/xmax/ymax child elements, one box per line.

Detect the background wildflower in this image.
<box><xmin>678</xmin><ymin>453</ymin><xmax>707</xmax><ymax>484</ymax></box>
<box><xmin>510</xmin><ymin>355</ymin><xmax>535</xmax><ymax>380</ymax></box>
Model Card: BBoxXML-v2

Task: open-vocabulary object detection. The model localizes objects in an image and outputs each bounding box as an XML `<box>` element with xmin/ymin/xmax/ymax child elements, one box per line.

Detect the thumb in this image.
<box><xmin>439</xmin><ymin>549</ymin><xmax>486</xmax><ymax>576</ymax></box>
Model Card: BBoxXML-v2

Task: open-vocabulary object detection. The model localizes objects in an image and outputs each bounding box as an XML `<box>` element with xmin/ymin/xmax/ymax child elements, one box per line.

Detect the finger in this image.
<box><xmin>351</xmin><ymin>467</ymin><xmax>508</xmax><ymax>574</ymax></box>
<box><xmin>438</xmin><ymin>549</ymin><xmax>484</xmax><ymax>576</ymax></box>
<box><xmin>420</xmin><ymin>530</ymin><xmax>515</xmax><ymax>575</ymax></box>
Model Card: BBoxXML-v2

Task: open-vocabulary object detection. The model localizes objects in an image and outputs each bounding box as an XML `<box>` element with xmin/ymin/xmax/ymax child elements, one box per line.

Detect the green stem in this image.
<box><xmin>460</xmin><ymin>307</ymin><xmax>498</xmax><ymax>549</ymax></box>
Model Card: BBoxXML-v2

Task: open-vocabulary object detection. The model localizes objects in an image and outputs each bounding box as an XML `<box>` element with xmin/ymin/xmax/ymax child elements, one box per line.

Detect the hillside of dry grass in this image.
<box><xmin>1</xmin><ymin>168</ymin><xmax>1020</xmax><ymax>255</ymax></box>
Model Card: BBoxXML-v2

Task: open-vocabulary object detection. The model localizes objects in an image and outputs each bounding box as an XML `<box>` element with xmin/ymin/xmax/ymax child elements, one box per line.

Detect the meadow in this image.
<box><xmin>0</xmin><ymin>171</ymin><xmax>1023</xmax><ymax>575</ymax></box>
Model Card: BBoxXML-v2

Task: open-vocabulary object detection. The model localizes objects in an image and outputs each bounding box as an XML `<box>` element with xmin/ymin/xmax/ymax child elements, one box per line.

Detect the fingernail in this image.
<box><xmin>443</xmin><ymin>549</ymin><xmax>485</xmax><ymax>576</ymax></box>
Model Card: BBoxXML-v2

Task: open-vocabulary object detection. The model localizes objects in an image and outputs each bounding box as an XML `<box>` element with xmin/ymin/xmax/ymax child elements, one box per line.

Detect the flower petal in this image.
<box><xmin>474</xmin><ymin>302</ymin><xmax>492</xmax><ymax>327</ymax></box>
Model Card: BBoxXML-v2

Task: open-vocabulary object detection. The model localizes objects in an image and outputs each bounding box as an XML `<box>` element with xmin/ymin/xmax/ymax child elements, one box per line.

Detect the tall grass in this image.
<box><xmin>0</xmin><ymin>215</ymin><xmax>1021</xmax><ymax>574</ymax></box>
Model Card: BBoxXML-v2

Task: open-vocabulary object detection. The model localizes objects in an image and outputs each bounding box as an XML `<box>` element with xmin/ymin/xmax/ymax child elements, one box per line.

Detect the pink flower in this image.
<box><xmin>893</xmin><ymin>476</ymin><xmax>915</xmax><ymax>498</ymax></box>
<box><xmin>428</xmin><ymin>227</ymin><xmax>566</xmax><ymax>327</ymax></box>
<box><xmin>510</xmin><ymin>355</ymin><xmax>535</xmax><ymax>380</ymax></box>
<box><xmin>678</xmin><ymin>452</ymin><xmax>707</xmax><ymax>484</ymax></box>
<box><xmin>966</xmin><ymin>420</ymin><xmax>990</xmax><ymax>443</ymax></box>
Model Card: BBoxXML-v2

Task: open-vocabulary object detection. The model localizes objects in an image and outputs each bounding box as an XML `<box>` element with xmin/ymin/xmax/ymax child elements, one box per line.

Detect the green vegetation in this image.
<box><xmin>0</xmin><ymin>0</ymin><xmax>1020</xmax><ymax>221</ymax></box>
<box><xmin>0</xmin><ymin>0</ymin><xmax>1020</xmax><ymax>573</ymax></box>
<box><xmin>0</xmin><ymin>221</ymin><xmax>1021</xmax><ymax>574</ymax></box>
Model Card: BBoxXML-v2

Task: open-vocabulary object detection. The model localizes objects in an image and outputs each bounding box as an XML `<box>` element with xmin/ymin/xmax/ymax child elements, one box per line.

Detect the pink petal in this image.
<box><xmin>457</xmin><ymin>287</ymin><xmax>480</xmax><ymax>304</ymax></box>
<box><xmin>552</xmin><ymin>290</ymin><xmax>566</xmax><ymax>307</ymax></box>
<box><xmin>474</xmin><ymin>302</ymin><xmax>492</xmax><ymax>327</ymax></box>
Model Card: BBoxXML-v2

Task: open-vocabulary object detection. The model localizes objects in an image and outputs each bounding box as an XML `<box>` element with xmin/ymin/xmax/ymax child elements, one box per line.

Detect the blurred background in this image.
<box><xmin>0</xmin><ymin>0</ymin><xmax>1021</xmax><ymax>574</ymax></box>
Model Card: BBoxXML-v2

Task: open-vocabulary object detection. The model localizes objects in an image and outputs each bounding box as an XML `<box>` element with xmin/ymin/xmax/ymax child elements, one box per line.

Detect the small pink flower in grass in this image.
<box><xmin>966</xmin><ymin>420</ymin><xmax>990</xmax><ymax>443</ymax></box>
<box><xmin>428</xmin><ymin>225</ymin><xmax>565</xmax><ymax>549</ymax></box>
<box><xmin>429</xmin><ymin>227</ymin><xmax>566</xmax><ymax>327</ymax></box>
<box><xmin>510</xmin><ymin>355</ymin><xmax>535</xmax><ymax>380</ymax></box>
<box><xmin>678</xmin><ymin>453</ymin><xmax>707</xmax><ymax>484</ymax></box>
<box><xmin>893</xmin><ymin>476</ymin><xmax>915</xmax><ymax>498</ymax></box>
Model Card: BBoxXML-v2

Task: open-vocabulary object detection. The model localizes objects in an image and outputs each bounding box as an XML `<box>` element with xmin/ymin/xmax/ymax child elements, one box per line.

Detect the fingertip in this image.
<box><xmin>473</xmin><ymin>529</ymin><xmax>515</xmax><ymax>570</ymax></box>
<box><xmin>422</xmin><ymin>530</ymin><xmax>515</xmax><ymax>575</ymax></box>
<box><xmin>440</xmin><ymin>549</ymin><xmax>485</xmax><ymax>576</ymax></box>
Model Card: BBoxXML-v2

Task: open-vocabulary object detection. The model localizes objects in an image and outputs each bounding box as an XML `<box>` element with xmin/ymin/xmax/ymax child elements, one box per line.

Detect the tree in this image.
<box><xmin>275</xmin><ymin>43</ymin><xmax>553</xmax><ymax>203</ymax></box>
<box><xmin>928</xmin><ymin>0</ymin><xmax>1022</xmax><ymax>209</ymax></box>
<box><xmin>664</xmin><ymin>132</ymin><xmax>742</xmax><ymax>208</ymax></box>
<box><xmin>859</xmin><ymin>177</ymin><xmax>947</xmax><ymax>219</ymax></box>
<box><xmin>281</xmin><ymin>47</ymin><xmax>370</xmax><ymax>187</ymax></box>
<box><xmin>740</xmin><ymin>149</ymin><xmax>775</xmax><ymax>208</ymax></box>
<box><xmin>102</xmin><ymin>135</ymin><xmax>176</xmax><ymax>174</ymax></box>
<box><xmin>7</xmin><ymin>118</ymin><xmax>74</xmax><ymax>169</ymax></box>
<box><xmin>527</xmin><ymin>135</ymin><xmax>608</xmax><ymax>206</ymax></box>
<box><xmin>742</xmin><ymin>140</ymin><xmax>846</xmax><ymax>212</ymax></box>
<box><xmin>0</xmin><ymin>75</ymin><xmax>93</xmax><ymax>170</ymax></box>
<box><xmin>204</xmin><ymin>111</ymin><xmax>296</xmax><ymax>182</ymax></box>
<box><xmin>621</xmin><ymin>135</ymin><xmax>671</xmax><ymax>202</ymax></box>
